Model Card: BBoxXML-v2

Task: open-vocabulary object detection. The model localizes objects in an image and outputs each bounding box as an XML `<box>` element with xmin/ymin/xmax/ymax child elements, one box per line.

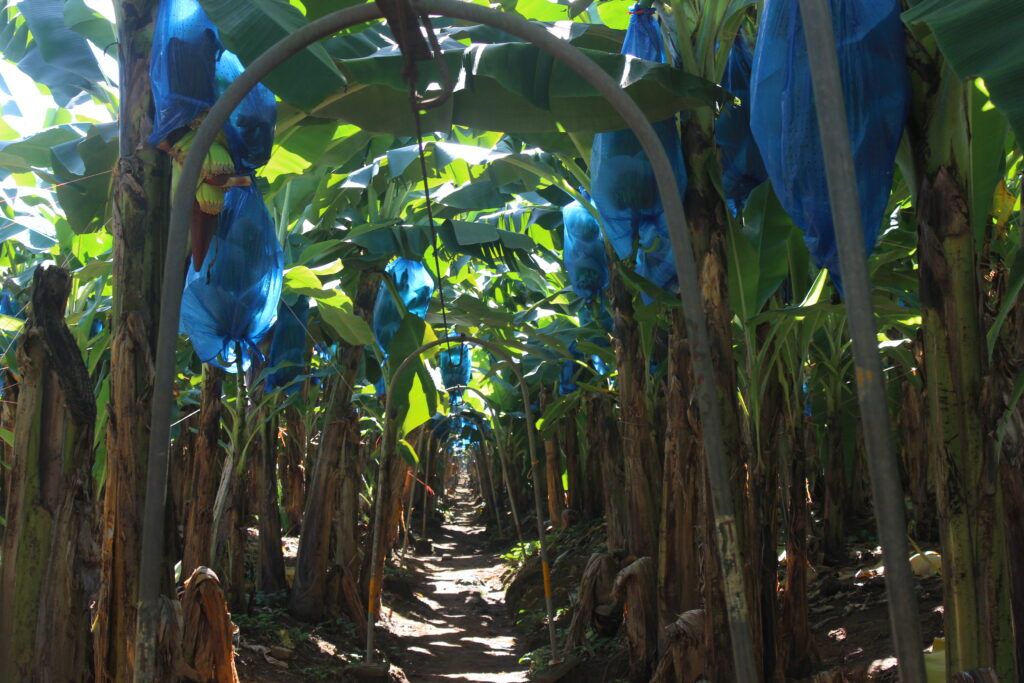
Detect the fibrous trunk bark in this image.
<box><xmin>95</xmin><ymin>1</ymin><xmax>172</xmax><ymax>678</ymax></box>
<box><xmin>362</xmin><ymin>449</ymin><xmax>412</xmax><ymax>617</ymax></box>
<box><xmin>679</xmin><ymin>120</ymin><xmax>761</xmax><ymax>679</ymax></box>
<box><xmin>918</xmin><ymin>166</ymin><xmax>1014</xmax><ymax>679</ymax></box>
<box><xmin>613</xmin><ymin>556</ymin><xmax>658</xmax><ymax>682</ymax></box>
<box><xmin>212</xmin><ymin>450</ymin><xmax>248</xmax><ymax>611</ymax></box>
<box><xmin>0</xmin><ymin>266</ymin><xmax>97</xmax><ymax>682</ymax></box>
<box><xmin>779</xmin><ymin>414</ymin><xmax>819</xmax><ymax>678</ymax></box>
<box><xmin>609</xmin><ymin>266</ymin><xmax>660</xmax><ymax>557</ymax></box>
<box><xmin>585</xmin><ymin>392</ymin><xmax>627</xmax><ymax>552</ymax></box>
<box><xmin>988</xmin><ymin>273</ymin><xmax>1024</xmax><ymax>674</ymax></box>
<box><xmin>256</xmin><ymin>411</ymin><xmax>286</xmax><ymax>592</ymax></box>
<box><xmin>291</xmin><ymin>273</ymin><xmax>376</xmax><ymax>621</ymax></box>
<box><xmin>182</xmin><ymin>365</ymin><xmax>224</xmax><ymax>578</ymax></box>
<box><xmin>899</xmin><ymin>366</ymin><xmax>935</xmax><ymax>540</ymax></box>
<box><xmin>579</xmin><ymin>396</ymin><xmax>604</xmax><ymax>521</ymax></box>
<box><xmin>279</xmin><ymin>405</ymin><xmax>307</xmax><ymax>534</ymax></box>
<box><xmin>658</xmin><ymin>311</ymin><xmax>702</xmax><ymax>634</ymax></box>
<box><xmin>542</xmin><ymin>394</ymin><xmax>566</xmax><ymax>528</ymax></box>
<box><xmin>563</xmin><ymin>412</ymin><xmax>581</xmax><ymax>517</ymax></box>
<box><xmin>681</xmin><ymin>119</ymin><xmax>756</xmax><ymax>681</ymax></box>
<box><xmin>0</xmin><ymin>369</ymin><xmax>17</xmax><ymax>518</ymax></box>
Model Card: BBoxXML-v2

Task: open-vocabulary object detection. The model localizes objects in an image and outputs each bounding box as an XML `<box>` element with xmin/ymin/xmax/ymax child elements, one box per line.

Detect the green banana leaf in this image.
<box><xmin>199</xmin><ymin>0</ymin><xmax>347</xmax><ymax>111</ymax></box>
<box><xmin>316</xmin><ymin>38</ymin><xmax>719</xmax><ymax>134</ymax></box>
<box><xmin>903</xmin><ymin>0</ymin><xmax>1024</xmax><ymax>143</ymax></box>
<box><xmin>207</xmin><ymin>7</ymin><xmax>719</xmax><ymax>134</ymax></box>
<box><xmin>0</xmin><ymin>0</ymin><xmax>107</xmax><ymax>106</ymax></box>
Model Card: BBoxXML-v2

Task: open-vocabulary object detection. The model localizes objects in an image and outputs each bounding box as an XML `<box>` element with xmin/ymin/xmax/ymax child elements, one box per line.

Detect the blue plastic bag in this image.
<box><xmin>559</xmin><ymin>342</ymin><xmax>586</xmax><ymax>395</ymax></box>
<box><xmin>430</xmin><ymin>412</ymin><xmax>450</xmax><ymax>440</ymax></box>
<box><xmin>372</xmin><ymin>258</ymin><xmax>435</xmax><ymax>357</ymax></box>
<box><xmin>440</xmin><ymin>343</ymin><xmax>472</xmax><ymax>405</ymax></box>
<box><xmin>562</xmin><ymin>195</ymin><xmax>609</xmax><ymax>300</ymax></box>
<box><xmin>215</xmin><ymin>50</ymin><xmax>277</xmax><ymax>175</ymax></box>
<box><xmin>0</xmin><ymin>291</ymin><xmax>21</xmax><ymax>318</ymax></box>
<box><xmin>716</xmin><ymin>33</ymin><xmax>768</xmax><ymax>216</ymax></box>
<box><xmin>578</xmin><ymin>302</ymin><xmax>612</xmax><ymax>376</ymax></box>
<box><xmin>636</xmin><ymin>215</ymin><xmax>677</xmax><ymax>300</ymax></box>
<box><xmin>180</xmin><ymin>184</ymin><xmax>284</xmax><ymax>370</ymax></box>
<box><xmin>149</xmin><ymin>0</ymin><xmax>276</xmax><ymax>173</ymax></box>
<box><xmin>749</xmin><ymin>0</ymin><xmax>908</xmax><ymax>296</ymax></box>
<box><xmin>589</xmin><ymin>6</ymin><xmax>686</xmax><ymax>296</ymax></box>
<box><xmin>265</xmin><ymin>296</ymin><xmax>310</xmax><ymax>393</ymax></box>
<box><xmin>0</xmin><ymin>291</ymin><xmax>23</xmax><ymax>386</ymax></box>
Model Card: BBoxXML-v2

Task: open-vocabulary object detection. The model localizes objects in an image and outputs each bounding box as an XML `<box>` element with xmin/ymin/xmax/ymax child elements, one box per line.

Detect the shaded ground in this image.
<box><xmin>384</xmin><ymin>490</ymin><xmax>527</xmax><ymax>682</ymax></box>
<box><xmin>236</xmin><ymin>490</ymin><xmax>526</xmax><ymax>681</ymax></box>
<box><xmin>235</xmin><ymin>494</ymin><xmax>944</xmax><ymax>681</ymax></box>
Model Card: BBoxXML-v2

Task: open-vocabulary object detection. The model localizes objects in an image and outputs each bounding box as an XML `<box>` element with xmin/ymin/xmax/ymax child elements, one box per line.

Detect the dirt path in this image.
<box><xmin>384</xmin><ymin>491</ymin><xmax>527</xmax><ymax>682</ymax></box>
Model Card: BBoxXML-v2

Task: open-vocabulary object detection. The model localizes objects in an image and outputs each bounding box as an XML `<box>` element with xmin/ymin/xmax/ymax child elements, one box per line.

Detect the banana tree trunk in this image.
<box><xmin>95</xmin><ymin>1</ymin><xmax>173</xmax><ymax>679</ymax></box>
<box><xmin>609</xmin><ymin>266</ymin><xmax>661</xmax><ymax>557</ymax></box>
<box><xmin>335</xmin><ymin>410</ymin><xmax>366</xmax><ymax>579</ymax></box>
<box><xmin>898</xmin><ymin>371</ymin><xmax>935</xmax><ymax>540</ymax></box>
<box><xmin>291</xmin><ymin>272</ymin><xmax>376</xmax><ymax>621</ymax></box>
<box><xmin>360</xmin><ymin>443</ymin><xmax>412</xmax><ymax>616</ymax></box>
<box><xmin>542</xmin><ymin>416</ymin><xmax>566</xmax><ymax>528</ymax></box>
<box><xmin>0</xmin><ymin>267</ymin><xmax>97</xmax><ymax>681</ymax></box>
<box><xmin>988</xmin><ymin>276</ymin><xmax>1024</xmax><ymax>673</ymax></box>
<box><xmin>681</xmin><ymin>119</ymin><xmax>756</xmax><ymax>681</ymax></box>
<box><xmin>480</xmin><ymin>439</ymin><xmax>504</xmax><ymax>534</ymax></box>
<box><xmin>579</xmin><ymin>396</ymin><xmax>604</xmax><ymax>521</ymax></box>
<box><xmin>256</xmin><ymin>411</ymin><xmax>286</xmax><ymax>592</ymax></box>
<box><xmin>751</xmin><ymin>333</ymin><xmax>783</xmax><ymax>681</ymax></box>
<box><xmin>290</xmin><ymin>356</ymin><xmax>359</xmax><ymax>620</ymax></box>
<box><xmin>779</xmin><ymin>413</ymin><xmax>818</xmax><ymax>678</ymax></box>
<box><xmin>585</xmin><ymin>392</ymin><xmax>627</xmax><ymax>552</ymax></box>
<box><xmin>918</xmin><ymin>166</ymin><xmax>1014</xmax><ymax>679</ymax></box>
<box><xmin>0</xmin><ymin>369</ymin><xmax>18</xmax><ymax>525</ymax></box>
<box><xmin>279</xmin><ymin>405</ymin><xmax>307</xmax><ymax>534</ymax></box>
<box><xmin>658</xmin><ymin>310</ymin><xmax>701</xmax><ymax>635</ymax></box>
<box><xmin>563</xmin><ymin>411</ymin><xmax>581</xmax><ymax>516</ymax></box>
<box><xmin>182</xmin><ymin>365</ymin><xmax>224</xmax><ymax>578</ymax></box>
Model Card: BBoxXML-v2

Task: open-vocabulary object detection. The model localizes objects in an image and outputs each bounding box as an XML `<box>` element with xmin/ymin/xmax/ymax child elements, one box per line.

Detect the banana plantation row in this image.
<box><xmin>0</xmin><ymin>0</ymin><xmax>1022</xmax><ymax>681</ymax></box>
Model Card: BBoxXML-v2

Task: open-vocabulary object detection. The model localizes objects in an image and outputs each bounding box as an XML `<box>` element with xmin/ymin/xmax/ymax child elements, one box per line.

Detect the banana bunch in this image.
<box><xmin>167</xmin><ymin>129</ymin><xmax>235</xmax><ymax>215</ymax></box>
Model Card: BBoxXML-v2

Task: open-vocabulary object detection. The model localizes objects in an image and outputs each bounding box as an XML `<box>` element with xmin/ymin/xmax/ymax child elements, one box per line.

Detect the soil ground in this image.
<box><xmin>235</xmin><ymin>493</ymin><xmax>944</xmax><ymax>682</ymax></box>
<box><xmin>236</xmin><ymin>489</ymin><xmax>527</xmax><ymax>682</ymax></box>
<box><xmin>384</xmin><ymin>490</ymin><xmax>527</xmax><ymax>682</ymax></box>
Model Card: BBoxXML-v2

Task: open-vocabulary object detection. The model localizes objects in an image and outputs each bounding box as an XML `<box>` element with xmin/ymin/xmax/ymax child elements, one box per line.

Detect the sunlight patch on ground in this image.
<box><xmin>460</xmin><ymin>636</ymin><xmax>516</xmax><ymax>650</ymax></box>
<box><xmin>429</xmin><ymin>673</ymin><xmax>527</xmax><ymax>682</ymax></box>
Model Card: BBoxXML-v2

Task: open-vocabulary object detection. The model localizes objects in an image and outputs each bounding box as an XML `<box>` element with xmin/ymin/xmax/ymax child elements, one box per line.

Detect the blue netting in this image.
<box><xmin>562</xmin><ymin>195</ymin><xmax>609</xmax><ymax>300</ymax></box>
<box><xmin>578</xmin><ymin>302</ymin><xmax>612</xmax><ymax>376</ymax></box>
<box><xmin>749</xmin><ymin>0</ymin><xmax>908</xmax><ymax>296</ymax></box>
<box><xmin>0</xmin><ymin>292</ymin><xmax>23</xmax><ymax>385</ymax></box>
<box><xmin>430</xmin><ymin>412</ymin><xmax>450</xmax><ymax>440</ymax></box>
<box><xmin>559</xmin><ymin>342</ymin><xmax>586</xmax><ymax>395</ymax></box>
<box><xmin>372</xmin><ymin>258</ymin><xmax>435</xmax><ymax>357</ymax></box>
<box><xmin>0</xmin><ymin>291</ymin><xmax>20</xmax><ymax>318</ymax></box>
<box><xmin>589</xmin><ymin>6</ymin><xmax>686</xmax><ymax>296</ymax></box>
<box><xmin>716</xmin><ymin>33</ymin><xmax>768</xmax><ymax>216</ymax></box>
<box><xmin>215</xmin><ymin>50</ymin><xmax>277</xmax><ymax>175</ymax></box>
<box><xmin>636</xmin><ymin>215</ymin><xmax>676</xmax><ymax>301</ymax></box>
<box><xmin>180</xmin><ymin>184</ymin><xmax>284</xmax><ymax>371</ymax></box>
<box><xmin>265</xmin><ymin>296</ymin><xmax>310</xmax><ymax>393</ymax></box>
<box><xmin>149</xmin><ymin>0</ymin><xmax>276</xmax><ymax>174</ymax></box>
<box><xmin>440</xmin><ymin>343</ymin><xmax>471</xmax><ymax>406</ymax></box>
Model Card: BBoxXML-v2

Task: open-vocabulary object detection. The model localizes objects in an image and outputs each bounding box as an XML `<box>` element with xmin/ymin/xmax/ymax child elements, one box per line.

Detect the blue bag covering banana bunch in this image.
<box><xmin>589</xmin><ymin>5</ymin><xmax>687</xmax><ymax>300</ymax></box>
<box><xmin>149</xmin><ymin>0</ymin><xmax>276</xmax><ymax>267</ymax></box>
<box><xmin>749</xmin><ymin>0</ymin><xmax>908</xmax><ymax>295</ymax></box>
<box><xmin>265</xmin><ymin>296</ymin><xmax>311</xmax><ymax>394</ymax></box>
<box><xmin>179</xmin><ymin>185</ymin><xmax>283</xmax><ymax>371</ymax></box>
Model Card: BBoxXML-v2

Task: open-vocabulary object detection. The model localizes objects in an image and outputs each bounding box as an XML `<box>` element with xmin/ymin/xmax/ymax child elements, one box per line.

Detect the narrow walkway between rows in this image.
<box><xmin>385</xmin><ymin>490</ymin><xmax>527</xmax><ymax>682</ymax></box>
